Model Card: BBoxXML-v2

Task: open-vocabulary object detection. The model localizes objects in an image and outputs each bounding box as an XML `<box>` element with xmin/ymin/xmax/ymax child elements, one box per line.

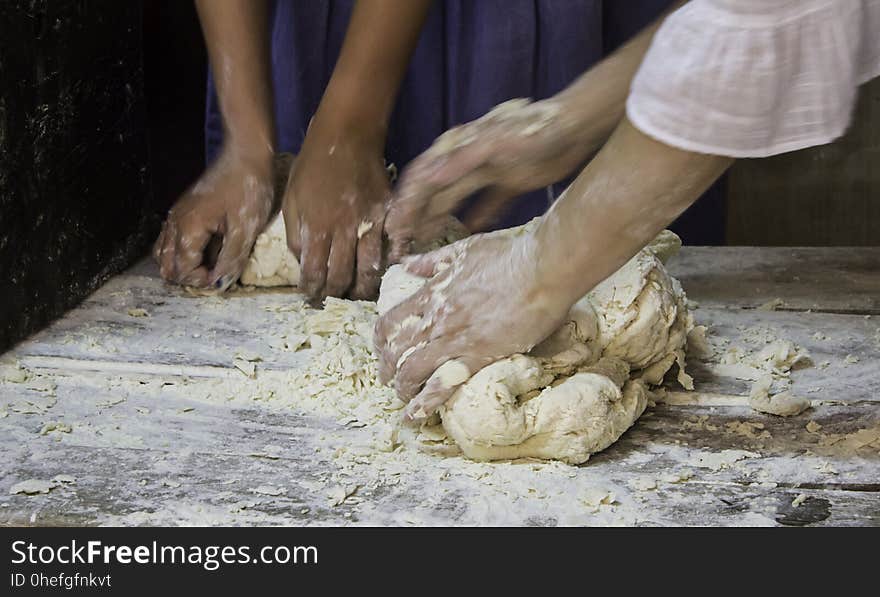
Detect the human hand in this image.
<box><xmin>154</xmin><ymin>148</ymin><xmax>275</xmax><ymax>290</ymax></box>
<box><xmin>374</xmin><ymin>224</ymin><xmax>578</xmax><ymax>420</ymax></box>
<box><xmin>282</xmin><ymin>130</ymin><xmax>389</xmax><ymax>301</ymax></box>
<box><xmin>385</xmin><ymin>97</ymin><xmax>597</xmax><ymax>262</ymax></box>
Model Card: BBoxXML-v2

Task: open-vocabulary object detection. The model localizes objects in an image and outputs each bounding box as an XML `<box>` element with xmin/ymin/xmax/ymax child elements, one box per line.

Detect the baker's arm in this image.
<box><xmin>375</xmin><ymin>116</ymin><xmax>731</xmax><ymax>420</ymax></box>
<box><xmin>385</xmin><ymin>1</ymin><xmax>686</xmax><ymax>258</ymax></box>
<box><xmin>284</xmin><ymin>0</ymin><xmax>434</xmax><ymax>301</ymax></box>
<box><xmin>154</xmin><ymin>0</ymin><xmax>276</xmax><ymax>289</ymax></box>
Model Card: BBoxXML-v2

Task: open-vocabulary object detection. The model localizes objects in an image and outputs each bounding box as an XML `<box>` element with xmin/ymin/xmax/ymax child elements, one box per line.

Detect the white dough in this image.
<box><xmin>377</xmin><ymin>227</ymin><xmax>693</xmax><ymax>464</ymax></box>
<box><xmin>441</xmin><ymin>356</ymin><xmax>649</xmax><ymax>464</ymax></box>
<box><xmin>240</xmin><ymin>214</ymin><xmax>301</xmax><ymax>287</ymax></box>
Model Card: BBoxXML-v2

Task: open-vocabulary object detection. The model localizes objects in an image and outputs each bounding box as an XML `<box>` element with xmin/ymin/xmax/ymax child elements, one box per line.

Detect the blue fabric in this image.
<box><xmin>205</xmin><ymin>0</ymin><xmax>725</xmax><ymax>243</ymax></box>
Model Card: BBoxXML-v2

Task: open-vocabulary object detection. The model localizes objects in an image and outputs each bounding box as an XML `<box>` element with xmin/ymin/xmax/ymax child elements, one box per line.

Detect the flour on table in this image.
<box><xmin>378</xmin><ymin>227</ymin><xmax>693</xmax><ymax>465</ymax></box>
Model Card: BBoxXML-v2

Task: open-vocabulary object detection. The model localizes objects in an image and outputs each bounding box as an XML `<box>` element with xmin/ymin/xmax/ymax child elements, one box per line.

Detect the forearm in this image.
<box><xmin>195</xmin><ymin>0</ymin><xmax>274</xmax><ymax>156</ymax></box>
<box><xmin>554</xmin><ymin>1</ymin><xmax>686</xmax><ymax>145</ymax></box>
<box><xmin>313</xmin><ymin>0</ymin><xmax>433</xmax><ymax>145</ymax></box>
<box><xmin>534</xmin><ymin>117</ymin><xmax>732</xmax><ymax>303</ymax></box>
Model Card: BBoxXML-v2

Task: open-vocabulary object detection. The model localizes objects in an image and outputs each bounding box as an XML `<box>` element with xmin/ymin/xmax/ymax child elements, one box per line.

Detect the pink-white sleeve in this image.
<box><xmin>626</xmin><ymin>0</ymin><xmax>880</xmax><ymax>158</ymax></box>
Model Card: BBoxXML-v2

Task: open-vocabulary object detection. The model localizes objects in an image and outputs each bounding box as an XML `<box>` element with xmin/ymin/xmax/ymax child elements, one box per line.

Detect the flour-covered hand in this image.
<box><xmin>154</xmin><ymin>148</ymin><xmax>275</xmax><ymax>290</ymax></box>
<box><xmin>385</xmin><ymin>98</ymin><xmax>596</xmax><ymax>262</ymax></box>
<box><xmin>374</xmin><ymin>226</ymin><xmax>577</xmax><ymax>420</ymax></box>
<box><xmin>282</xmin><ymin>132</ymin><xmax>388</xmax><ymax>302</ymax></box>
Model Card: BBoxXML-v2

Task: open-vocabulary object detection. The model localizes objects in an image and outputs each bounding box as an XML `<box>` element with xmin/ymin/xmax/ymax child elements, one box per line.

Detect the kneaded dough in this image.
<box><xmin>378</xmin><ymin>226</ymin><xmax>693</xmax><ymax>465</ymax></box>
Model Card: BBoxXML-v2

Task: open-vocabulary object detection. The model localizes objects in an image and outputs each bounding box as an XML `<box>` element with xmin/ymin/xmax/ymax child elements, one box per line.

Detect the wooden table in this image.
<box><xmin>1</xmin><ymin>248</ymin><xmax>878</xmax><ymax>526</ymax></box>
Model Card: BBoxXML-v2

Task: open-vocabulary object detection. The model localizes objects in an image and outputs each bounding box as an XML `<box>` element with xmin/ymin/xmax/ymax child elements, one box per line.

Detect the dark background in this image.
<box><xmin>0</xmin><ymin>1</ymin><xmax>156</xmax><ymax>354</ymax></box>
<box><xmin>142</xmin><ymin>0</ymin><xmax>205</xmax><ymax>218</ymax></box>
<box><xmin>0</xmin><ymin>1</ymin><xmax>207</xmax><ymax>353</ymax></box>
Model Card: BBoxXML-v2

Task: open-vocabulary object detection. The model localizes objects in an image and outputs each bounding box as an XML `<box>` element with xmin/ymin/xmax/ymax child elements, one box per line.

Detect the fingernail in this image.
<box><xmin>404</xmin><ymin>403</ymin><xmax>428</xmax><ymax>421</ymax></box>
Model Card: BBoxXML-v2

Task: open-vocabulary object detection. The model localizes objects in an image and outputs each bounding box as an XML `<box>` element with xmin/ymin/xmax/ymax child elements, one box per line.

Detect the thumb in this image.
<box><xmin>402</xmin><ymin>241</ymin><xmax>463</xmax><ymax>278</ymax></box>
<box><xmin>402</xmin><ymin>356</ymin><xmax>486</xmax><ymax>421</ymax></box>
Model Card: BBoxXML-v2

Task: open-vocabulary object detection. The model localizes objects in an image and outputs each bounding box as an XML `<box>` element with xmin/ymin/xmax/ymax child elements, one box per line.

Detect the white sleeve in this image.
<box><xmin>626</xmin><ymin>0</ymin><xmax>880</xmax><ymax>158</ymax></box>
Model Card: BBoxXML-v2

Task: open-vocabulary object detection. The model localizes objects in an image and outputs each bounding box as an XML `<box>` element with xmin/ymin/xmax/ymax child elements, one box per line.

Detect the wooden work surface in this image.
<box><xmin>1</xmin><ymin>247</ymin><xmax>878</xmax><ymax>527</ymax></box>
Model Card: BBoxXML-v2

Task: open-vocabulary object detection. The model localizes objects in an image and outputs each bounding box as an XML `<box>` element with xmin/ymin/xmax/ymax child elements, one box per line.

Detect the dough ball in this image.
<box><xmin>441</xmin><ymin>356</ymin><xmax>648</xmax><ymax>465</ymax></box>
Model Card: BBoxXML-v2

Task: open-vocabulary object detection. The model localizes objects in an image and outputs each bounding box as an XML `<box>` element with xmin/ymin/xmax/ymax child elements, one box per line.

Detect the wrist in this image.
<box><xmin>224</xmin><ymin>130</ymin><xmax>275</xmax><ymax>161</ymax></box>
<box><xmin>511</xmin><ymin>224</ymin><xmax>583</xmax><ymax>316</ymax></box>
<box><xmin>306</xmin><ymin>106</ymin><xmax>388</xmax><ymax>156</ymax></box>
<box><xmin>221</xmin><ymin>131</ymin><xmax>275</xmax><ymax>164</ymax></box>
<box><xmin>530</xmin><ymin>213</ymin><xmax>601</xmax><ymax>306</ymax></box>
<box><xmin>313</xmin><ymin>74</ymin><xmax>392</xmax><ymax>148</ymax></box>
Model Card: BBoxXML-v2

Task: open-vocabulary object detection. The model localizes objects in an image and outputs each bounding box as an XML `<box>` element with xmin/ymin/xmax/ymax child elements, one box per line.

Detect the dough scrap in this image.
<box><xmin>748</xmin><ymin>375</ymin><xmax>811</xmax><ymax>417</ymax></box>
<box><xmin>10</xmin><ymin>479</ymin><xmax>57</xmax><ymax>495</ymax></box>
<box><xmin>377</xmin><ymin>227</ymin><xmax>693</xmax><ymax>464</ymax></box>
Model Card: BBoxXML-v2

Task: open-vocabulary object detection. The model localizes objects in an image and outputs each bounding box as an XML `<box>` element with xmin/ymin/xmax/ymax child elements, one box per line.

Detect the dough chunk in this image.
<box><xmin>441</xmin><ymin>356</ymin><xmax>648</xmax><ymax>464</ymax></box>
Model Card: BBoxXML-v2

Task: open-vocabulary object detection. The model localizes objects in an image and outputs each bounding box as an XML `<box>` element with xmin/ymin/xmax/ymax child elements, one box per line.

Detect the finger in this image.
<box><xmin>351</xmin><ymin>210</ymin><xmax>385</xmax><ymax>300</ymax></box>
<box><xmin>209</xmin><ymin>226</ymin><xmax>249</xmax><ymax>291</ymax></box>
<box><xmin>393</xmin><ymin>336</ymin><xmax>465</xmax><ymax>403</ymax></box>
<box><xmin>178</xmin><ymin>266</ymin><xmax>211</xmax><ymax>287</ymax></box>
<box><xmin>390</xmin><ymin>172</ymin><xmax>487</xmax><ymax>264</ymax></box>
<box><xmin>421</xmin><ymin>171</ymin><xmax>491</xmax><ymax>221</ymax></box>
<box><xmin>373</xmin><ymin>295</ymin><xmax>430</xmax><ymax>385</ymax></box>
<box><xmin>402</xmin><ymin>241</ymin><xmax>463</xmax><ymax>278</ymax></box>
<box><xmin>324</xmin><ymin>231</ymin><xmax>356</xmax><ymax>298</ymax></box>
<box><xmin>462</xmin><ymin>186</ymin><xmax>518</xmax><ymax>232</ymax></box>
<box><xmin>157</xmin><ymin>220</ymin><xmax>177</xmax><ymax>281</ymax></box>
<box><xmin>384</xmin><ymin>149</ymin><xmax>460</xmax><ymax>256</ymax></box>
<box><xmin>172</xmin><ymin>224</ymin><xmax>213</xmax><ymax>286</ymax></box>
<box><xmin>385</xmin><ymin>189</ymin><xmax>424</xmax><ymax>263</ymax></box>
<box><xmin>422</xmin><ymin>140</ymin><xmax>495</xmax><ymax>192</ymax></box>
<box><xmin>202</xmin><ymin>233</ymin><xmax>224</xmax><ymax>271</ymax></box>
<box><xmin>282</xmin><ymin>200</ymin><xmax>302</xmax><ymax>259</ymax></box>
<box><xmin>153</xmin><ymin>221</ymin><xmax>166</xmax><ymax>264</ymax></box>
<box><xmin>298</xmin><ymin>226</ymin><xmax>331</xmax><ymax>300</ymax></box>
<box><xmin>403</xmin><ymin>355</ymin><xmax>491</xmax><ymax>421</ymax></box>
<box><xmin>373</xmin><ymin>315</ymin><xmax>396</xmax><ymax>385</ymax></box>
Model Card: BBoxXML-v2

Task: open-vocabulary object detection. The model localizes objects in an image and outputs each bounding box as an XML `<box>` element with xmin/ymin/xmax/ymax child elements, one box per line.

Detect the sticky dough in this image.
<box><xmin>377</xmin><ymin>228</ymin><xmax>692</xmax><ymax>465</ymax></box>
